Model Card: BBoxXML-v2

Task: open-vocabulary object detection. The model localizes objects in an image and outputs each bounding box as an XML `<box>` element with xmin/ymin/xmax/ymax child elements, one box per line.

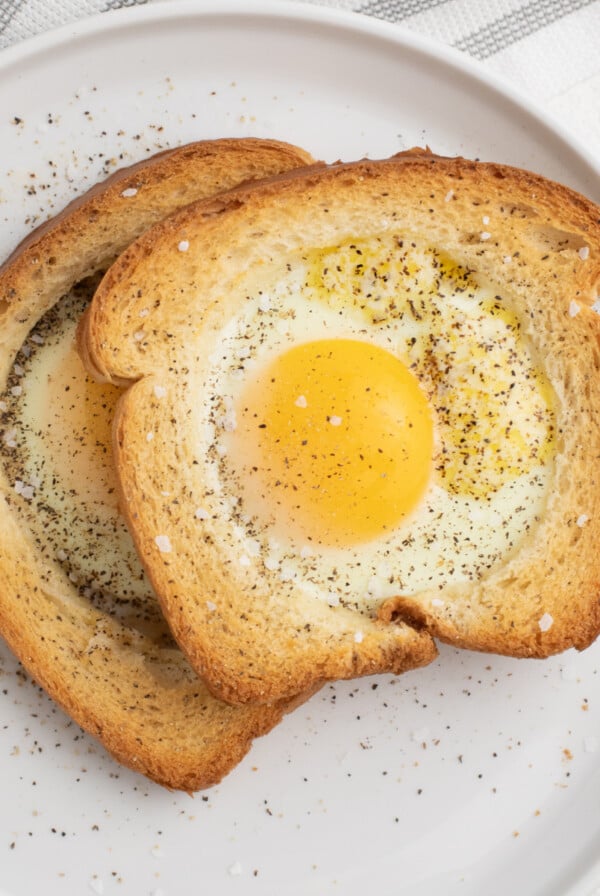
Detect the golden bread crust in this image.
<box><xmin>80</xmin><ymin>151</ymin><xmax>600</xmax><ymax>704</ymax></box>
<box><xmin>0</xmin><ymin>137</ymin><xmax>318</xmax><ymax>789</ymax></box>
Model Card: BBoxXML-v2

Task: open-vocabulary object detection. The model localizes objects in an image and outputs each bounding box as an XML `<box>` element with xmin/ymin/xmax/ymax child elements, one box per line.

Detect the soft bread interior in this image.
<box><xmin>80</xmin><ymin>152</ymin><xmax>600</xmax><ymax>706</ymax></box>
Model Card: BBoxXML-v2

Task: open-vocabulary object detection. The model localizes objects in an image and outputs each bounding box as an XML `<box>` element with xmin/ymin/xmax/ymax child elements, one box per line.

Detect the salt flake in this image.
<box><xmin>295</xmin><ymin>395</ymin><xmax>308</xmax><ymax>408</ymax></box>
<box><xmin>538</xmin><ymin>612</ymin><xmax>554</xmax><ymax>632</ymax></box>
<box><xmin>154</xmin><ymin>534</ymin><xmax>172</xmax><ymax>553</ymax></box>
<box><xmin>329</xmin><ymin>415</ymin><xmax>343</xmax><ymax>426</ymax></box>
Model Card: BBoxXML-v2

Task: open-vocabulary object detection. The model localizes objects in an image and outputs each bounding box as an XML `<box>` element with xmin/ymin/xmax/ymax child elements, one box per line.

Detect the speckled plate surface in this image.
<box><xmin>0</xmin><ymin>3</ymin><xmax>599</xmax><ymax>895</ymax></box>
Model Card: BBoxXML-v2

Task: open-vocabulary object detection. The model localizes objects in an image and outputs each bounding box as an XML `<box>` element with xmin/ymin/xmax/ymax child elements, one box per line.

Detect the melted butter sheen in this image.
<box><xmin>205</xmin><ymin>233</ymin><xmax>556</xmax><ymax>607</ymax></box>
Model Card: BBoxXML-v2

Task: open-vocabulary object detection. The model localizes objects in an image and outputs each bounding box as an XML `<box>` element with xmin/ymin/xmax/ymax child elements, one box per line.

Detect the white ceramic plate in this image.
<box><xmin>0</xmin><ymin>4</ymin><xmax>599</xmax><ymax>895</ymax></box>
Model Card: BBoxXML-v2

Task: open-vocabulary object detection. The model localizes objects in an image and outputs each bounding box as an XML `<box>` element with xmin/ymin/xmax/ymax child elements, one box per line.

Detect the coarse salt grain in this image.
<box><xmin>194</xmin><ymin>507</ymin><xmax>209</xmax><ymax>520</ymax></box>
<box><xmin>482</xmin><ymin>215</ymin><xmax>490</xmax><ymax>225</ymax></box>
<box><xmin>576</xmin><ymin>514</ymin><xmax>589</xmax><ymax>527</ymax></box>
<box><xmin>503</xmin><ymin>256</ymin><xmax>512</xmax><ymax>264</ymax></box>
<box><xmin>431</xmin><ymin>598</ymin><xmax>444</xmax><ymax>607</ymax></box>
<box><xmin>146</xmin><ymin>431</ymin><xmax>154</xmax><ymax>442</ymax></box>
<box><xmin>10</xmin><ymin>385</ymin><xmax>22</xmax><ymax>397</ymax></box>
<box><xmin>295</xmin><ymin>395</ymin><xmax>308</xmax><ymax>408</ymax></box>
<box><xmin>56</xmin><ymin>549</ymin><xmax>68</xmax><ymax>562</ymax></box>
<box><xmin>3</xmin><ymin>428</ymin><xmax>17</xmax><ymax>447</ymax></box>
<box><xmin>134</xmin><ymin>330</ymin><xmax>145</xmax><ymax>341</ymax></box>
<box><xmin>329</xmin><ymin>415</ymin><xmax>343</xmax><ymax>426</ymax></box>
<box><xmin>538</xmin><ymin>613</ymin><xmax>554</xmax><ymax>632</ymax></box>
<box><xmin>139</xmin><ymin>308</ymin><xmax>150</xmax><ymax>318</ymax></box>
<box><xmin>354</xmin><ymin>631</ymin><xmax>364</xmax><ymax>643</ymax></box>
<box><xmin>592</xmin><ymin>298</ymin><xmax>600</xmax><ymax>315</ymax></box>
<box><xmin>264</xmin><ymin>556</ymin><xmax>280</xmax><ymax>571</ymax></box>
<box><xmin>121</xmin><ymin>187</ymin><xmax>138</xmax><ymax>198</ymax></box>
<box><xmin>154</xmin><ymin>534</ymin><xmax>172</xmax><ymax>553</ymax></box>
<box><xmin>327</xmin><ymin>592</ymin><xmax>340</xmax><ymax>607</ymax></box>
<box><xmin>239</xmin><ymin>554</ymin><xmax>251</xmax><ymax>567</ymax></box>
<box><xmin>178</xmin><ymin>240</ymin><xmax>190</xmax><ymax>252</ymax></box>
<box><xmin>30</xmin><ymin>333</ymin><xmax>44</xmax><ymax>344</ymax></box>
<box><xmin>13</xmin><ymin>364</ymin><xmax>24</xmax><ymax>376</ymax></box>
<box><xmin>153</xmin><ymin>385</ymin><xmax>167</xmax><ymax>399</ymax></box>
<box><xmin>444</xmin><ymin>190</ymin><xmax>454</xmax><ymax>202</ymax></box>
<box><xmin>578</xmin><ymin>246</ymin><xmax>590</xmax><ymax>260</ymax></box>
<box><xmin>206</xmin><ymin>600</ymin><xmax>217</xmax><ymax>612</ymax></box>
<box><xmin>0</xmin><ymin>400</ymin><xmax>7</xmax><ymax>412</ymax></box>
<box><xmin>569</xmin><ymin>300</ymin><xmax>581</xmax><ymax>317</ymax></box>
<box><xmin>480</xmin><ymin>231</ymin><xmax>491</xmax><ymax>241</ymax></box>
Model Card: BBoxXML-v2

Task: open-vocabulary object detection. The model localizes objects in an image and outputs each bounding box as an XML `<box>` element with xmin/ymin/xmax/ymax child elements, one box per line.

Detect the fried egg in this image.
<box><xmin>197</xmin><ymin>233</ymin><xmax>555</xmax><ymax>613</ymax></box>
<box><xmin>0</xmin><ymin>287</ymin><xmax>165</xmax><ymax>637</ymax></box>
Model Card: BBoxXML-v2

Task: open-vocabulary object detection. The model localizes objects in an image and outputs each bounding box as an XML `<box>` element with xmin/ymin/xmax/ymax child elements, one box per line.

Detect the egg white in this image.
<box><xmin>194</xmin><ymin>233</ymin><xmax>555</xmax><ymax>615</ymax></box>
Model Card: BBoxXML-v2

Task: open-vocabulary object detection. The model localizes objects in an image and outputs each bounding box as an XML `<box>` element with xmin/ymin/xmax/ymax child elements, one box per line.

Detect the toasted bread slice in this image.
<box><xmin>76</xmin><ymin>150</ymin><xmax>593</xmax><ymax>704</ymax></box>
<box><xmin>0</xmin><ymin>138</ymin><xmax>318</xmax><ymax>790</ymax></box>
<box><xmin>83</xmin><ymin>151</ymin><xmax>600</xmax><ymax>705</ymax></box>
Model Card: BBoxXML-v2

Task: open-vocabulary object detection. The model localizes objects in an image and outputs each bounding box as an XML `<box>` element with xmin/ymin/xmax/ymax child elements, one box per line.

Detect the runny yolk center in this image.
<box><xmin>229</xmin><ymin>338</ymin><xmax>434</xmax><ymax>546</ymax></box>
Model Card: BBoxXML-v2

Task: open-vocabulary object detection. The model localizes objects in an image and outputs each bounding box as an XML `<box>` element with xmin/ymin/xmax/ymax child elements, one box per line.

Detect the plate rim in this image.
<box><xmin>0</xmin><ymin>0</ymin><xmax>598</xmax><ymax>181</ymax></box>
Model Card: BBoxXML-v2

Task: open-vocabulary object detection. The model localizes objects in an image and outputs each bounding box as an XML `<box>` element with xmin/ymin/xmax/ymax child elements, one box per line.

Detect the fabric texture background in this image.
<box><xmin>0</xmin><ymin>0</ymin><xmax>598</xmax><ymax>156</ymax></box>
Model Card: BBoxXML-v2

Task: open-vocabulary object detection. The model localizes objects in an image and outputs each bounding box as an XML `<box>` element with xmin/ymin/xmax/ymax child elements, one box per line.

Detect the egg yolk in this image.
<box><xmin>229</xmin><ymin>338</ymin><xmax>433</xmax><ymax>546</ymax></box>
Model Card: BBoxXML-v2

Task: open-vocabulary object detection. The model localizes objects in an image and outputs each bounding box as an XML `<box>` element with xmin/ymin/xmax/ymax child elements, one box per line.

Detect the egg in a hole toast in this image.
<box><xmin>80</xmin><ymin>150</ymin><xmax>600</xmax><ymax>706</ymax></box>
<box><xmin>0</xmin><ymin>137</ymin><xmax>336</xmax><ymax>791</ymax></box>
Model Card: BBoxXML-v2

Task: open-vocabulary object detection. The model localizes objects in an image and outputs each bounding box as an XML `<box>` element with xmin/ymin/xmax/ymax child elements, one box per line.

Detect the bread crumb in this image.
<box><xmin>154</xmin><ymin>534</ymin><xmax>172</xmax><ymax>553</ymax></box>
<box><xmin>568</xmin><ymin>300</ymin><xmax>580</xmax><ymax>317</ymax></box>
<box><xmin>538</xmin><ymin>612</ymin><xmax>553</xmax><ymax>632</ymax></box>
